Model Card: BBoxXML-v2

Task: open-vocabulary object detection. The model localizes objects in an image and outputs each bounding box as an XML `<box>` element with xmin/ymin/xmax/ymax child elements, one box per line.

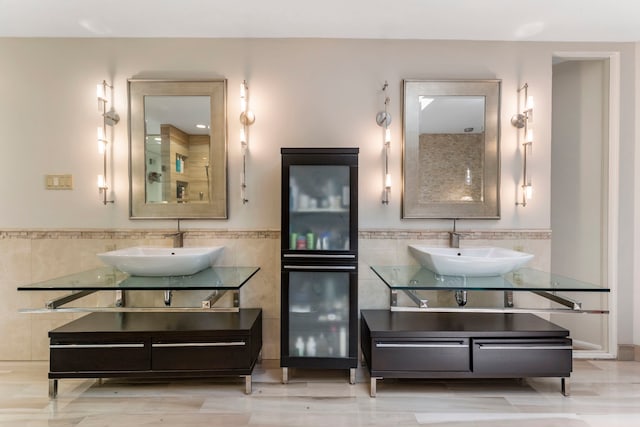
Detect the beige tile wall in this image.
<box><xmin>0</xmin><ymin>228</ymin><xmax>550</xmax><ymax>361</ymax></box>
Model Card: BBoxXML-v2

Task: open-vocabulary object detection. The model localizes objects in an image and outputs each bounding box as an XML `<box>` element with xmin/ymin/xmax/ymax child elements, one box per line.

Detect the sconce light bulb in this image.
<box><xmin>385</xmin><ymin>173</ymin><xmax>392</xmax><ymax>189</ymax></box>
<box><xmin>525</xmin><ymin>128</ymin><xmax>533</xmax><ymax>143</ymax></box>
<box><xmin>240</xmin><ymin>127</ymin><xmax>247</xmax><ymax>144</ymax></box>
<box><xmin>526</xmin><ymin>95</ymin><xmax>534</xmax><ymax>111</ymax></box>
<box><xmin>97</xmin><ymin>174</ymin><xmax>106</xmax><ymax>189</ymax></box>
<box><xmin>384</xmin><ymin>128</ymin><xmax>391</xmax><ymax>144</ymax></box>
<box><xmin>524</xmin><ymin>184</ymin><xmax>533</xmax><ymax>200</ymax></box>
<box><xmin>98</xmin><ymin>140</ymin><xmax>106</xmax><ymax>155</ymax></box>
<box><xmin>240</xmin><ymin>82</ymin><xmax>246</xmax><ymax>100</ymax></box>
<box><xmin>97</xmin><ymin>126</ymin><xmax>105</xmax><ymax>141</ymax></box>
<box><xmin>96</xmin><ymin>83</ymin><xmax>106</xmax><ymax>101</ymax></box>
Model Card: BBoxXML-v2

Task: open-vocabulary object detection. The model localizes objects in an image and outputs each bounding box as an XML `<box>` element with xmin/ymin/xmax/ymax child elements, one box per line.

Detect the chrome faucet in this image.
<box><xmin>449</xmin><ymin>218</ymin><xmax>461</xmax><ymax>248</ymax></box>
<box><xmin>166</xmin><ymin>219</ymin><xmax>184</xmax><ymax>248</ymax></box>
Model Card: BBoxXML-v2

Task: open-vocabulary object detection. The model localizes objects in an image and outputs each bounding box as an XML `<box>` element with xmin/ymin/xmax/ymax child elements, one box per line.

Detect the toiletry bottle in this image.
<box><xmin>306</xmin><ymin>336</ymin><xmax>316</xmax><ymax>357</ymax></box>
<box><xmin>295</xmin><ymin>337</ymin><xmax>305</xmax><ymax>356</ymax></box>
<box><xmin>321</xmin><ymin>233</ymin><xmax>330</xmax><ymax>250</ymax></box>
<box><xmin>296</xmin><ymin>235</ymin><xmax>307</xmax><ymax>250</ymax></box>
<box><xmin>339</xmin><ymin>327</ymin><xmax>347</xmax><ymax>357</ymax></box>
<box><xmin>327</xmin><ymin>326</ymin><xmax>337</xmax><ymax>356</ymax></box>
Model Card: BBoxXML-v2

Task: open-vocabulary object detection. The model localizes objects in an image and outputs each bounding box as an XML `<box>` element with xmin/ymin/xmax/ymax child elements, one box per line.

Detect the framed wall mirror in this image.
<box><xmin>129</xmin><ymin>79</ymin><xmax>228</xmax><ymax>219</ymax></box>
<box><xmin>402</xmin><ymin>79</ymin><xmax>501</xmax><ymax>219</ymax></box>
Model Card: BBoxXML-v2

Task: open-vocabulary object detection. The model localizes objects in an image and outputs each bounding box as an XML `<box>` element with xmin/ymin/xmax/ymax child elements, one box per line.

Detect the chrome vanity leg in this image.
<box><xmin>282</xmin><ymin>367</ymin><xmax>289</xmax><ymax>384</ymax></box>
<box><xmin>349</xmin><ymin>368</ymin><xmax>356</xmax><ymax>385</ymax></box>
<box><xmin>370</xmin><ymin>377</ymin><xmax>379</xmax><ymax>398</ymax></box>
<box><xmin>48</xmin><ymin>379</ymin><xmax>58</xmax><ymax>399</ymax></box>
<box><xmin>561</xmin><ymin>377</ymin><xmax>570</xmax><ymax>396</ymax></box>
<box><xmin>245</xmin><ymin>375</ymin><xmax>252</xmax><ymax>394</ymax></box>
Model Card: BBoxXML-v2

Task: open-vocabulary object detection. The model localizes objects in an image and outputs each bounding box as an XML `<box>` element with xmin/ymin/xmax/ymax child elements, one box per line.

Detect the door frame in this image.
<box><xmin>551</xmin><ymin>51</ymin><xmax>620</xmax><ymax>359</ymax></box>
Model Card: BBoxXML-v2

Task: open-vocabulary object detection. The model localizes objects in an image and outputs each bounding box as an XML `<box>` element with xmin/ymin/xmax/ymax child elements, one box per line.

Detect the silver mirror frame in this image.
<box><xmin>128</xmin><ymin>79</ymin><xmax>228</xmax><ymax>219</ymax></box>
<box><xmin>402</xmin><ymin>79</ymin><xmax>501</xmax><ymax>219</ymax></box>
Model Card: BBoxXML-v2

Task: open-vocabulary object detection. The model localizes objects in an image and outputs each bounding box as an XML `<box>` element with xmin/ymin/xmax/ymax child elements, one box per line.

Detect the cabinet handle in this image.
<box><xmin>152</xmin><ymin>342</ymin><xmax>246</xmax><ymax>348</ymax></box>
<box><xmin>50</xmin><ymin>343</ymin><xmax>144</xmax><ymax>349</ymax></box>
<box><xmin>284</xmin><ymin>254</ymin><xmax>356</xmax><ymax>259</ymax></box>
<box><xmin>376</xmin><ymin>342</ymin><xmax>467</xmax><ymax>349</ymax></box>
<box><xmin>477</xmin><ymin>344</ymin><xmax>572</xmax><ymax>350</ymax></box>
<box><xmin>284</xmin><ymin>265</ymin><xmax>356</xmax><ymax>270</ymax></box>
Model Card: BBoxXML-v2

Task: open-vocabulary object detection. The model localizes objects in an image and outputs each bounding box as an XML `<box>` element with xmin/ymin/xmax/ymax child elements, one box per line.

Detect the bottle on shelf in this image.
<box><xmin>306</xmin><ymin>336</ymin><xmax>316</xmax><ymax>357</ymax></box>
<box><xmin>295</xmin><ymin>337</ymin><xmax>305</xmax><ymax>356</ymax></box>
<box><xmin>339</xmin><ymin>327</ymin><xmax>347</xmax><ymax>357</ymax></box>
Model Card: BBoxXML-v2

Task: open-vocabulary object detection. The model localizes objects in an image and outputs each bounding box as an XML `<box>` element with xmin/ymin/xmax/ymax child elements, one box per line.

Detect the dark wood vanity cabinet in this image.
<box><xmin>48</xmin><ymin>309</ymin><xmax>262</xmax><ymax>396</ymax></box>
<box><xmin>360</xmin><ymin>310</ymin><xmax>572</xmax><ymax>396</ymax></box>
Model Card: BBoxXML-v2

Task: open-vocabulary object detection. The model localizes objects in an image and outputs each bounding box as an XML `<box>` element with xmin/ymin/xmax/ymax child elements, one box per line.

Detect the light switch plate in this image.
<box><xmin>45</xmin><ymin>174</ymin><xmax>73</xmax><ymax>190</ymax></box>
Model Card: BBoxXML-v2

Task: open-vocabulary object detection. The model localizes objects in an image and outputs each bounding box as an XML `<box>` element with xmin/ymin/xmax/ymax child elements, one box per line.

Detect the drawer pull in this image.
<box><xmin>152</xmin><ymin>342</ymin><xmax>246</xmax><ymax>348</ymax></box>
<box><xmin>376</xmin><ymin>342</ymin><xmax>467</xmax><ymax>349</ymax></box>
<box><xmin>284</xmin><ymin>265</ymin><xmax>356</xmax><ymax>270</ymax></box>
<box><xmin>50</xmin><ymin>343</ymin><xmax>144</xmax><ymax>349</ymax></box>
<box><xmin>477</xmin><ymin>344</ymin><xmax>572</xmax><ymax>350</ymax></box>
<box><xmin>284</xmin><ymin>254</ymin><xmax>356</xmax><ymax>259</ymax></box>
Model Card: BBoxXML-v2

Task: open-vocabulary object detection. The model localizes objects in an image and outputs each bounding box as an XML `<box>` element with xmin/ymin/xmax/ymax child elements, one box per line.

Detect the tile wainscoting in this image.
<box><xmin>1</xmin><ymin>228</ymin><xmax>550</xmax><ymax>361</ymax></box>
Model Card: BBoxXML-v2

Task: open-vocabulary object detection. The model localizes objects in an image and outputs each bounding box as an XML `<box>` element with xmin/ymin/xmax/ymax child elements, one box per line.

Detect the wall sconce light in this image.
<box><xmin>96</xmin><ymin>80</ymin><xmax>120</xmax><ymax>205</ymax></box>
<box><xmin>376</xmin><ymin>81</ymin><xmax>392</xmax><ymax>205</ymax></box>
<box><xmin>239</xmin><ymin>80</ymin><xmax>255</xmax><ymax>204</ymax></box>
<box><xmin>511</xmin><ymin>83</ymin><xmax>533</xmax><ymax>207</ymax></box>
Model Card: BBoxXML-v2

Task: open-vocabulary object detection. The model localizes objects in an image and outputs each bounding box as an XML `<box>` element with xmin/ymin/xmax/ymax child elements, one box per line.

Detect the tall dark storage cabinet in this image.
<box><xmin>280</xmin><ymin>148</ymin><xmax>359</xmax><ymax>383</ymax></box>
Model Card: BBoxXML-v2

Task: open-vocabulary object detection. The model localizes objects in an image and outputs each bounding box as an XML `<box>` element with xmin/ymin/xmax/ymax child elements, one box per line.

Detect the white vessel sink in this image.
<box><xmin>408</xmin><ymin>245</ymin><xmax>534</xmax><ymax>277</ymax></box>
<box><xmin>97</xmin><ymin>246</ymin><xmax>224</xmax><ymax>276</ymax></box>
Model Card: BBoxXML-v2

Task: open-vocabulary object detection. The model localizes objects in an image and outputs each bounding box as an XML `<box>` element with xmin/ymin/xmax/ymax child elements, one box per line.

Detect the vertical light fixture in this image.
<box><xmin>96</xmin><ymin>80</ymin><xmax>119</xmax><ymax>205</ymax></box>
<box><xmin>376</xmin><ymin>81</ymin><xmax>392</xmax><ymax>205</ymax></box>
<box><xmin>511</xmin><ymin>83</ymin><xmax>533</xmax><ymax>207</ymax></box>
<box><xmin>239</xmin><ymin>80</ymin><xmax>255</xmax><ymax>204</ymax></box>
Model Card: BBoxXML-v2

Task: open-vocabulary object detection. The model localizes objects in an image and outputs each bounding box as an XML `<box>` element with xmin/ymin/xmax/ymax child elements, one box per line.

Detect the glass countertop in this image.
<box><xmin>370</xmin><ymin>266</ymin><xmax>609</xmax><ymax>292</ymax></box>
<box><xmin>18</xmin><ymin>266</ymin><xmax>260</xmax><ymax>291</ymax></box>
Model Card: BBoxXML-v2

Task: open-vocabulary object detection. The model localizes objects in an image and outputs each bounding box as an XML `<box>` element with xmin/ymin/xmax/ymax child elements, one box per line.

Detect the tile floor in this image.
<box><xmin>1</xmin><ymin>359</ymin><xmax>639</xmax><ymax>426</ymax></box>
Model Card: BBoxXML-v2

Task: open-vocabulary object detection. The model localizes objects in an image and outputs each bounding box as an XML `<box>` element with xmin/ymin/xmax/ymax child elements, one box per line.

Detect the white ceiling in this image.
<box><xmin>1</xmin><ymin>0</ymin><xmax>639</xmax><ymax>42</ymax></box>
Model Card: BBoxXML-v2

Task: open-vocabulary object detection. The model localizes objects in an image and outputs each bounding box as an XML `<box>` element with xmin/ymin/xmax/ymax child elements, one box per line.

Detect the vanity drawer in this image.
<box><xmin>372</xmin><ymin>338</ymin><xmax>470</xmax><ymax>372</ymax></box>
<box><xmin>50</xmin><ymin>340</ymin><xmax>149</xmax><ymax>372</ymax></box>
<box><xmin>151</xmin><ymin>338</ymin><xmax>250</xmax><ymax>371</ymax></box>
<box><xmin>472</xmin><ymin>338</ymin><xmax>572</xmax><ymax>376</ymax></box>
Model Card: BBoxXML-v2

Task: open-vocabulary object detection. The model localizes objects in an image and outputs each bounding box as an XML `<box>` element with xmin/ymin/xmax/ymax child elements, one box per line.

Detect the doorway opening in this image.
<box><xmin>550</xmin><ymin>52</ymin><xmax>619</xmax><ymax>358</ymax></box>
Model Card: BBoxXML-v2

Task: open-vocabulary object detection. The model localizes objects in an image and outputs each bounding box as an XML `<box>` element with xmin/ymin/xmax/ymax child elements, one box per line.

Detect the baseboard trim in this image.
<box><xmin>617</xmin><ymin>344</ymin><xmax>636</xmax><ymax>361</ymax></box>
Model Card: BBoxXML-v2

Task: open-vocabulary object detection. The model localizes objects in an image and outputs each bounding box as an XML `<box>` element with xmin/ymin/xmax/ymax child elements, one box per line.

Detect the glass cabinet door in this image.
<box><xmin>288</xmin><ymin>165</ymin><xmax>351</xmax><ymax>251</ymax></box>
<box><xmin>285</xmin><ymin>271</ymin><xmax>352</xmax><ymax>359</ymax></box>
